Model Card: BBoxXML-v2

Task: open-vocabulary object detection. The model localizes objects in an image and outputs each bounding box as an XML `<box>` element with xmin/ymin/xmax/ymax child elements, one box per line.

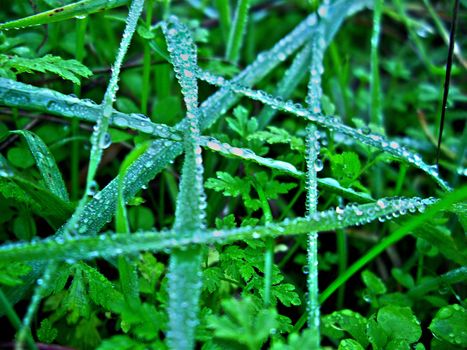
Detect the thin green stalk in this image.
<box><xmin>86</xmin><ymin>0</ymin><xmax>145</xmax><ymax>194</ymax></box>
<box><xmin>142</xmin><ymin>0</ymin><xmax>154</xmax><ymax>115</ymax></box>
<box><xmin>225</xmin><ymin>0</ymin><xmax>250</xmax><ymax>63</ymax></box>
<box><xmin>71</xmin><ymin>17</ymin><xmax>88</xmax><ymax>201</ymax></box>
<box><xmin>254</xmin><ymin>179</ymin><xmax>274</xmax><ymax>307</ymax></box>
<box><xmin>336</xmin><ymin>228</ymin><xmax>347</xmax><ymax>308</ymax></box>
<box><xmin>370</xmin><ymin>0</ymin><xmax>383</xmax><ymax>126</ymax></box>
<box><xmin>215</xmin><ymin>0</ymin><xmax>231</xmax><ymax>41</ymax></box>
<box><xmin>0</xmin><ymin>289</ymin><xmax>37</xmax><ymax>350</ymax></box>
<box><xmin>370</xmin><ymin>0</ymin><xmax>384</xmax><ymax>198</ymax></box>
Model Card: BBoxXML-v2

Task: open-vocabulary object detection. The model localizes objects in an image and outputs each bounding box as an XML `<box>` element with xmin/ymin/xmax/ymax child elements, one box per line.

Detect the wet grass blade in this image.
<box><xmin>85</xmin><ymin>0</ymin><xmax>145</xmax><ymax>194</ymax></box>
<box><xmin>0</xmin><ymin>196</ymin><xmax>442</xmax><ymax>263</ymax></box>
<box><xmin>0</xmin><ymin>0</ymin><xmax>129</xmax><ymax>30</ymax></box>
<box><xmin>10</xmin><ymin>130</ymin><xmax>69</xmax><ymax>202</ymax></box>
<box><xmin>162</xmin><ymin>17</ymin><xmax>207</xmax><ymax>350</ymax></box>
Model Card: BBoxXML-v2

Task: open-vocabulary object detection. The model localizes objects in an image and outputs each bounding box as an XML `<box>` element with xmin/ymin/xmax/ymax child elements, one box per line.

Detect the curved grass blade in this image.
<box><xmin>115</xmin><ymin>143</ymin><xmax>151</xmax><ymax>310</ymax></box>
<box><xmin>0</xmin><ymin>0</ymin><xmax>129</xmax><ymax>30</ymax></box>
<box><xmin>162</xmin><ymin>16</ymin><xmax>207</xmax><ymax>350</ymax></box>
<box><xmin>10</xmin><ymin>130</ymin><xmax>69</xmax><ymax>202</ymax></box>
<box><xmin>196</xmin><ymin>69</ymin><xmax>451</xmax><ymax>191</ymax></box>
<box><xmin>0</xmin><ymin>196</ymin><xmax>441</xmax><ymax>264</ymax></box>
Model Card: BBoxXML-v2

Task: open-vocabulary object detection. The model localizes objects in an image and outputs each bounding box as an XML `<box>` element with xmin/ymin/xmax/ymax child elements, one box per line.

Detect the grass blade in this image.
<box><xmin>304</xmin><ymin>26</ymin><xmax>325</xmax><ymax>345</ymax></box>
<box><xmin>85</xmin><ymin>0</ymin><xmax>145</xmax><ymax>194</ymax></box>
<box><xmin>215</xmin><ymin>0</ymin><xmax>232</xmax><ymax>41</ymax></box>
<box><xmin>0</xmin><ymin>78</ymin><xmax>181</xmax><ymax>141</ymax></box>
<box><xmin>0</xmin><ymin>196</ymin><xmax>443</xmax><ymax>263</ymax></box>
<box><xmin>9</xmin><ymin>130</ymin><xmax>69</xmax><ymax>202</ymax></box>
<box><xmin>162</xmin><ymin>16</ymin><xmax>207</xmax><ymax>349</ymax></box>
<box><xmin>257</xmin><ymin>44</ymin><xmax>312</xmax><ymax>129</ymax></box>
<box><xmin>225</xmin><ymin>0</ymin><xmax>251</xmax><ymax>63</ymax></box>
<box><xmin>0</xmin><ymin>0</ymin><xmax>129</xmax><ymax>30</ymax></box>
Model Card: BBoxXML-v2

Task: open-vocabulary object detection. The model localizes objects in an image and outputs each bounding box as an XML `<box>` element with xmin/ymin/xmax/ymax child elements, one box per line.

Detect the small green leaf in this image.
<box><xmin>366</xmin><ymin>315</ymin><xmax>387</xmax><ymax>350</ymax></box>
<box><xmin>377</xmin><ymin>305</ymin><xmax>421</xmax><ymax>343</ymax></box>
<box><xmin>0</xmin><ymin>262</ymin><xmax>31</xmax><ymax>286</ymax></box>
<box><xmin>322</xmin><ymin>310</ymin><xmax>369</xmax><ymax>347</ymax></box>
<box><xmin>429</xmin><ymin>304</ymin><xmax>467</xmax><ymax>347</ymax></box>
<box><xmin>362</xmin><ymin>270</ymin><xmax>387</xmax><ymax>295</ymax></box>
<box><xmin>1</xmin><ymin>54</ymin><xmax>92</xmax><ymax>85</ymax></box>
<box><xmin>208</xmin><ymin>297</ymin><xmax>277</xmax><ymax>350</ymax></box>
<box><xmin>338</xmin><ymin>339</ymin><xmax>365</xmax><ymax>350</ymax></box>
<box><xmin>37</xmin><ymin>318</ymin><xmax>58</xmax><ymax>344</ymax></box>
<box><xmin>391</xmin><ymin>268</ymin><xmax>414</xmax><ymax>289</ymax></box>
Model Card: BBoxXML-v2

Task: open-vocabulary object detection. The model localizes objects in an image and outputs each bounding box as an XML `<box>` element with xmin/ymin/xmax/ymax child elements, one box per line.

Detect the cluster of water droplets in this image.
<box><xmin>162</xmin><ymin>16</ymin><xmax>207</xmax><ymax>230</ymax></box>
<box><xmin>200</xmin><ymin>136</ymin><xmax>300</xmax><ymax>176</ymax></box>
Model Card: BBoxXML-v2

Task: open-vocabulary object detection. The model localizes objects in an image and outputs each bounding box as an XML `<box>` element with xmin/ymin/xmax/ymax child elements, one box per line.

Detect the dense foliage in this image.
<box><xmin>0</xmin><ymin>0</ymin><xmax>465</xmax><ymax>349</ymax></box>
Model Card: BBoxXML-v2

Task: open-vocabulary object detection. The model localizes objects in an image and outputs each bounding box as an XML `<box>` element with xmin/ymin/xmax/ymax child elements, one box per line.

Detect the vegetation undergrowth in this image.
<box><xmin>0</xmin><ymin>0</ymin><xmax>465</xmax><ymax>349</ymax></box>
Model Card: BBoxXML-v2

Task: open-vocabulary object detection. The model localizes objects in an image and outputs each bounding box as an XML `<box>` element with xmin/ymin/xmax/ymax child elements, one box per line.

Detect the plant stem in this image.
<box><xmin>225</xmin><ymin>0</ymin><xmax>250</xmax><ymax>63</ymax></box>
<box><xmin>215</xmin><ymin>0</ymin><xmax>231</xmax><ymax>41</ymax></box>
<box><xmin>141</xmin><ymin>0</ymin><xmax>154</xmax><ymax>115</ymax></box>
<box><xmin>336</xmin><ymin>228</ymin><xmax>347</xmax><ymax>308</ymax></box>
<box><xmin>0</xmin><ymin>289</ymin><xmax>37</xmax><ymax>350</ymax></box>
<box><xmin>71</xmin><ymin>17</ymin><xmax>87</xmax><ymax>201</ymax></box>
<box><xmin>254</xmin><ymin>178</ymin><xmax>274</xmax><ymax>308</ymax></box>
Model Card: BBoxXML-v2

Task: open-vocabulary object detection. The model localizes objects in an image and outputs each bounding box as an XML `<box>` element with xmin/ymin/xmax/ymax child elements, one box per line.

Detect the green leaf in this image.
<box><xmin>64</xmin><ymin>268</ymin><xmax>91</xmax><ymax>323</ymax></box>
<box><xmin>362</xmin><ymin>270</ymin><xmax>387</xmax><ymax>295</ymax></box>
<box><xmin>391</xmin><ymin>268</ymin><xmax>415</xmax><ymax>289</ymax></box>
<box><xmin>37</xmin><ymin>318</ymin><xmax>58</xmax><ymax>344</ymax></box>
<box><xmin>0</xmin><ymin>54</ymin><xmax>92</xmax><ymax>85</ymax></box>
<box><xmin>338</xmin><ymin>339</ymin><xmax>365</xmax><ymax>350</ymax></box>
<box><xmin>11</xmin><ymin>130</ymin><xmax>69</xmax><ymax>201</ymax></box>
<box><xmin>271</xmin><ymin>329</ymin><xmax>317</xmax><ymax>350</ymax></box>
<box><xmin>0</xmin><ymin>262</ymin><xmax>31</xmax><ymax>286</ymax></box>
<box><xmin>322</xmin><ymin>310</ymin><xmax>369</xmax><ymax>346</ymax></box>
<box><xmin>226</xmin><ymin>105</ymin><xmax>257</xmax><ymax>138</ymax></box>
<box><xmin>429</xmin><ymin>304</ymin><xmax>467</xmax><ymax>347</ymax></box>
<box><xmin>6</xmin><ymin>147</ymin><xmax>34</xmax><ymax>168</ymax></box>
<box><xmin>330</xmin><ymin>151</ymin><xmax>361</xmax><ymax>185</ymax></box>
<box><xmin>208</xmin><ymin>297</ymin><xmax>277</xmax><ymax>350</ymax></box>
<box><xmin>0</xmin><ymin>0</ymin><xmax>129</xmax><ymax>29</ymax></box>
<box><xmin>366</xmin><ymin>315</ymin><xmax>387</xmax><ymax>350</ymax></box>
<box><xmin>377</xmin><ymin>305</ymin><xmax>421</xmax><ymax>343</ymax></box>
<box><xmin>248</xmin><ymin>126</ymin><xmax>304</xmax><ymax>151</ymax></box>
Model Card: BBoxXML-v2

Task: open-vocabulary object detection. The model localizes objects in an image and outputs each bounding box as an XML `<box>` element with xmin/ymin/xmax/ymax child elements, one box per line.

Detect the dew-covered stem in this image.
<box><xmin>304</xmin><ymin>26</ymin><xmax>325</xmax><ymax>346</ymax></box>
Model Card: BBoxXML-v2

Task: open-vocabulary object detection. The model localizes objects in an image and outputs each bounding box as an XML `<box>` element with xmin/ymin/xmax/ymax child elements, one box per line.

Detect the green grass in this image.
<box><xmin>0</xmin><ymin>1</ymin><xmax>465</xmax><ymax>349</ymax></box>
